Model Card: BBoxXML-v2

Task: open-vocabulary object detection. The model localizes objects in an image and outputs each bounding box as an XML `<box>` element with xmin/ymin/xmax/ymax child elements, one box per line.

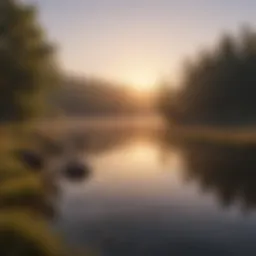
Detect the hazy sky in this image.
<box><xmin>25</xmin><ymin>0</ymin><xmax>256</xmax><ymax>88</ymax></box>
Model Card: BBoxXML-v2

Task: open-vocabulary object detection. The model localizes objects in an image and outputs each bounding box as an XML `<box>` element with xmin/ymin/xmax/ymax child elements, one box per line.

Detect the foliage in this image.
<box><xmin>160</xmin><ymin>26</ymin><xmax>256</xmax><ymax>126</ymax></box>
<box><xmin>0</xmin><ymin>128</ymin><xmax>62</xmax><ymax>255</ymax></box>
<box><xmin>0</xmin><ymin>211</ymin><xmax>63</xmax><ymax>256</ymax></box>
<box><xmin>0</xmin><ymin>1</ymin><xmax>64</xmax><ymax>255</ymax></box>
<box><xmin>0</xmin><ymin>0</ymin><xmax>59</xmax><ymax>123</ymax></box>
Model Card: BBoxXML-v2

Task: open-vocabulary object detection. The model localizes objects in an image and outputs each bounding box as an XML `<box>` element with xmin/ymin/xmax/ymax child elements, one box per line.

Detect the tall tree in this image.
<box><xmin>161</xmin><ymin>27</ymin><xmax>256</xmax><ymax>126</ymax></box>
<box><xmin>0</xmin><ymin>0</ymin><xmax>59</xmax><ymax>123</ymax></box>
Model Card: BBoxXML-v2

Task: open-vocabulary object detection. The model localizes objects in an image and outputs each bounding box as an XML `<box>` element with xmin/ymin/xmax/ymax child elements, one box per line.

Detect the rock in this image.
<box><xmin>17</xmin><ymin>150</ymin><xmax>44</xmax><ymax>170</ymax></box>
<box><xmin>63</xmin><ymin>161</ymin><xmax>91</xmax><ymax>181</ymax></box>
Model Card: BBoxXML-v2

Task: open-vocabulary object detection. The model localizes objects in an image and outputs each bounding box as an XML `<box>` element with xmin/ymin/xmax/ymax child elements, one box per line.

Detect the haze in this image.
<box><xmin>26</xmin><ymin>0</ymin><xmax>256</xmax><ymax>90</ymax></box>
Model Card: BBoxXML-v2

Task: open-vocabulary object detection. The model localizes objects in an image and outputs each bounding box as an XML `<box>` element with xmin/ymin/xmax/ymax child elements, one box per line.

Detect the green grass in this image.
<box><xmin>0</xmin><ymin>125</ymin><xmax>67</xmax><ymax>255</ymax></box>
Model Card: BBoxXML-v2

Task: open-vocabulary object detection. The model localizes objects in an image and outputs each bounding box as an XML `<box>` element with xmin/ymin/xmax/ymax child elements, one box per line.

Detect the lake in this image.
<box><xmin>52</xmin><ymin>121</ymin><xmax>256</xmax><ymax>256</ymax></box>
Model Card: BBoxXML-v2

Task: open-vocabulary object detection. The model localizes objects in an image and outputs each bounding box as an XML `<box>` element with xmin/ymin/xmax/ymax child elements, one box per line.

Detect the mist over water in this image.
<box><xmin>52</xmin><ymin>120</ymin><xmax>256</xmax><ymax>256</ymax></box>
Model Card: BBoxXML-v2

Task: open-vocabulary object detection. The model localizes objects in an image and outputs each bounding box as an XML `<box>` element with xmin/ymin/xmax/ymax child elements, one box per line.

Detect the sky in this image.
<box><xmin>25</xmin><ymin>0</ymin><xmax>256</xmax><ymax>90</ymax></box>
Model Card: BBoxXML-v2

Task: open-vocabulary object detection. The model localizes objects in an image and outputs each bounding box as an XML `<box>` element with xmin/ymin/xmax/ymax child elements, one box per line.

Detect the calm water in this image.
<box><xmin>53</xmin><ymin>123</ymin><xmax>256</xmax><ymax>256</ymax></box>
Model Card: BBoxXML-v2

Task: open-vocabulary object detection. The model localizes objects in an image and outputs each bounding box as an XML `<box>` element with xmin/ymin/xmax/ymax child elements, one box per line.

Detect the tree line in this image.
<box><xmin>159</xmin><ymin>26</ymin><xmax>256</xmax><ymax>127</ymax></box>
<box><xmin>51</xmin><ymin>76</ymin><xmax>155</xmax><ymax>118</ymax></box>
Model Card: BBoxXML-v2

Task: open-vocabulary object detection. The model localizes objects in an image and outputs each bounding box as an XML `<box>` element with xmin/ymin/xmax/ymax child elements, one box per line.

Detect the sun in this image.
<box><xmin>124</xmin><ymin>73</ymin><xmax>157</xmax><ymax>92</ymax></box>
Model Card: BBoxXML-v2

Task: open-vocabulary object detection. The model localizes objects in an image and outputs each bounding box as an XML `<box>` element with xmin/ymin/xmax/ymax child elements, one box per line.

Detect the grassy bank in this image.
<box><xmin>0</xmin><ymin>126</ymin><xmax>66</xmax><ymax>256</ymax></box>
<box><xmin>166</xmin><ymin>126</ymin><xmax>256</xmax><ymax>146</ymax></box>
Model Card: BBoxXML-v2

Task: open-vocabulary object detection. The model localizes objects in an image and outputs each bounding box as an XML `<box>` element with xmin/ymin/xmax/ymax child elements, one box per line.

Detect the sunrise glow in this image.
<box><xmin>118</xmin><ymin>70</ymin><xmax>158</xmax><ymax>92</ymax></box>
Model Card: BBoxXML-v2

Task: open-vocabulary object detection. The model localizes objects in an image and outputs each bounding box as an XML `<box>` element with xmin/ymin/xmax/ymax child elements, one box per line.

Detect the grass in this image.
<box><xmin>0</xmin><ymin>124</ymin><xmax>66</xmax><ymax>255</ymax></box>
<box><xmin>166</xmin><ymin>125</ymin><xmax>256</xmax><ymax>146</ymax></box>
<box><xmin>0</xmin><ymin>210</ymin><xmax>63</xmax><ymax>256</ymax></box>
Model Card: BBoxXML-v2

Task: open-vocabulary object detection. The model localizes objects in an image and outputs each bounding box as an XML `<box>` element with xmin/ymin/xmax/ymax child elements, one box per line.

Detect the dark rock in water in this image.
<box><xmin>63</xmin><ymin>161</ymin><xmax>91</xmax><ymax>180</ymax></box>
<box><xmin>16</xmin><ymin>150</ymin><xmax>44</xmax><ymax>170</ymax></box>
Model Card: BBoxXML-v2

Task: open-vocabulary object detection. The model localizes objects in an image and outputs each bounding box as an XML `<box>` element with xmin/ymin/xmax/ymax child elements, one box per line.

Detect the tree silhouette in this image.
<box><xmin>0</xmin><ymin>0</ymin><xmax>59</xmax><ymax>123</ymax></box>
<box><xmin>160</xmin><ymin>26</ymin><xmax>256</xmax><ymax>126</ymax></box>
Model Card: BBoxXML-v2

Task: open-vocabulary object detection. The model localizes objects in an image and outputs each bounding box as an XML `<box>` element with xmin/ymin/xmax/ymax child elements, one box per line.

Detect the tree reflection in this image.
<box><xmin>179</xmin><ymin>142</ymin><xmax>256</xmax><ymax>211</ymax></box>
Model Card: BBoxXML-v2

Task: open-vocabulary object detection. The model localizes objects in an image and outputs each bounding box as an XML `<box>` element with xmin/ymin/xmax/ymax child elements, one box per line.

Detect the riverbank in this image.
<box><xmin>166</xmin><ymin>126</ymin><xmax>256</xmax><ymax>146</ymax></box>
<box><xmin>0</xmin><ymin>125</ymin><xmax>66</xmax><ymax>255</ymax></box>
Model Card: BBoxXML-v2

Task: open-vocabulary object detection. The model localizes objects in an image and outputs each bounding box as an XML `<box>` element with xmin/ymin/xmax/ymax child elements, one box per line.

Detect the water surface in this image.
<box><xmin>54</xmin><ymin>123</ymin><xmax>256</xmax><ymax>256</ymax></box>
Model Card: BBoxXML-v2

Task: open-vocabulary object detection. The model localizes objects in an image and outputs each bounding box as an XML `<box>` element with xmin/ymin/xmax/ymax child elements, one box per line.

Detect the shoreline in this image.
<box><xmin>165</xmin><ymin>125</ymin><xmax>256</xmax><ymax>146</ymax></box>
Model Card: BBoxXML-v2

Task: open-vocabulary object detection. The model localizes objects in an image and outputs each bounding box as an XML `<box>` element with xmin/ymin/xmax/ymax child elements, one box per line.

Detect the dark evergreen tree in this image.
<box><xmin>161</xmin><ymin>26</ymin><xmax>256</xmax><ymax>126</ymax></box>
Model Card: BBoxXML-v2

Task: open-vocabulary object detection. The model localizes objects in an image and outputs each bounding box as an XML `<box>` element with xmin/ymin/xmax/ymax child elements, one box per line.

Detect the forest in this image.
<box><xmin>159</xmin><ymin>26</ymin><xmax>256</xmax><ymax>127</ymax></box>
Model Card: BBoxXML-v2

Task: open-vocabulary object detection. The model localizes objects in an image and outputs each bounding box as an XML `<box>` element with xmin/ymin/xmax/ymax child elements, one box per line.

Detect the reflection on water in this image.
<box><xmin>180</xmin><ymin>143</ymin><xmax>256</xmax><ymax>212</ymax></box>
<box><xmin>54</xmin><ymin>124</ymin><xmax>256</xmax><ymax>256</ymax></box>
